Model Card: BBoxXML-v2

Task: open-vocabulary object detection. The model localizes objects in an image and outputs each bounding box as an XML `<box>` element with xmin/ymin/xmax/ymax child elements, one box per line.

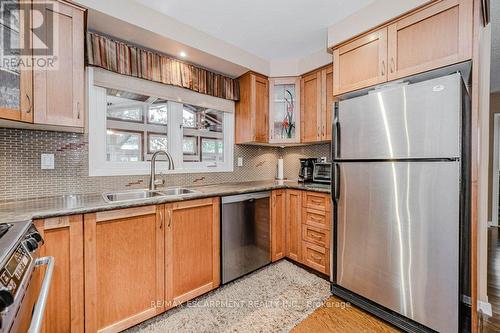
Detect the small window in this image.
<box><xmin>148</xmin><ymin>102</ymin><xmax>168</xmax><ymax>125</ymax></box>
<box><xmin>183</xmin><ymin>108</ymin><xmax>196</xmax><ymax>128</ymax></box>
<box><xmin>183</xmin><ymin>136</ymin><xmax>197</xmax><ymax>155</ymax></box>
<box><xmin>201</xmin><ymin>138</ymin><xmax>223</xmax><ymax>162</ymax></box>
<box><xmin>148</xmin><ymin>133</ymin><xmax>168</xmax><ymax>153</ymax></box>
<box><xmin>106</xmin><ymin>130</ymin><xmax>142</xmax><ymax>162</ymax></box>
<box><xmin>182</xmin><ymin>103</ymin><xmax>224</xmax><ymax>162</ymax></box>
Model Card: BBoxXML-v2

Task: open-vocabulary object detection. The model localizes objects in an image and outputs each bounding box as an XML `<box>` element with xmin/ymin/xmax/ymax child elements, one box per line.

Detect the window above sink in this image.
<box><xmin>88</xmin><ymin>68</ymin><xmax>235</xmax><ymax>176</ymax></box>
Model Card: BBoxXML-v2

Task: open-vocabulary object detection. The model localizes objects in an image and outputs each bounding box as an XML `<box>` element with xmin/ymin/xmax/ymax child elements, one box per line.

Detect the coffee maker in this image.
<box><xmin>298</xmin><ymin>158</ymin><xmax>317</xmax><ymax>182</ymax></box>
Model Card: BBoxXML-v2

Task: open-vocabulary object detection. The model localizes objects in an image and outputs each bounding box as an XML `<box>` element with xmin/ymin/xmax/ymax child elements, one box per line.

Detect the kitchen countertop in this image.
<box><xmin>0</xmin><ymin>180</ymin><xmax>331</xmax><ymax>223</ymax></box>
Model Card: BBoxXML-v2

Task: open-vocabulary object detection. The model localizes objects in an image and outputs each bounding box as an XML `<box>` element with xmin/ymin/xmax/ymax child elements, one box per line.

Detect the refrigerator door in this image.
<box><xmin>335</xmin><ymin>161</ymin><xmax>460</xmax><ymax>333</ymax></box>
<box><xmin>335</xmin><ymin>73</ymin><xmax>461</xmax><ymax>160</ymax></box>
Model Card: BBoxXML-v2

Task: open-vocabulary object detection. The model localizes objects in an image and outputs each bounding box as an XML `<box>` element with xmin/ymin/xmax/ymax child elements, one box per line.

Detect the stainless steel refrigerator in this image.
<box><xmin>330</xmin><ymin>70</ymin><xmax>471</xmax><ymax>333</ymax></box>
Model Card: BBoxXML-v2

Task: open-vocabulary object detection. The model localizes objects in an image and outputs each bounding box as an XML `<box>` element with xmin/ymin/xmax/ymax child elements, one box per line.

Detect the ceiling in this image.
<box><xmin>134</xmin><ymin>0</ymin><xmax>375</xmax><ymax>61</ymax></box>
<box><xmin>491</xmin><ymin>0</ymin><xmax>500</xmax><ymax>92</ymax></box>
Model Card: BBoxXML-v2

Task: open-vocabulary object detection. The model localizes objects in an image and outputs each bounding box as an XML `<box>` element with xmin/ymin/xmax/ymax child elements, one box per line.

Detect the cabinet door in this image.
<box><xmin>300</xmin><ymin>71</ymin><xmax>321</xmax><ymax>143</ymax></box>
<box><xmin>302</xmin><ymin>241</ymin><xmax>329</xmax><ymax>275</ymax></box>
<box><xmin>269</xmin><ymin>77</ymin><xmax>300</xmax><ymax>144</ymax></box>
<box><xmin>323</xmin><ymin>66</ymin><xmax>334</xmax><ymax>141</ymax></box>
<box><xmin>0</xmin><ymin>1</ymin><xmax>33</xmax><ymax>122</ymax></box>
<box><xmin>235</xmin><ymin>72</ymin><xmax>269</xmax><ymax>144</ymax></box>
<box><xmin>286</xmin><ymin>190</ymin><xmax>302</xmax><ymax>262</ymax></box>
<box><xmin>166</xmin><ymin>198</ymin><xmax>220</xmax><ymax>307</ymax></box>
<box><xmin>387</xmin><ymin>0</ymin><xmax>472</xmax><ymax>81</ymax></box>
<box><xmin>34</xmin><ymin>0</ymin><xmax>84</xmax><ymax>127</ymax></box>
<box><xmin>35</xmin><ymin>215</ymin><xmax>84</xmax><ymax>333</ymax></box>
<box><xmin>84</xmin><ymin>206</ymin><xmax>164</xmax><ymax>333</ymax></box>
<box><xmin>271</xmin><ymin>190</ymin><xmax>286</xmax><ymax>261</ymax></box>
<box><xmin>254</xmin><ymin>75</ymin><xmax>269</xmax><ymax>143</ymax></box>
<box><xmin>333</xmin><ymin>28</ymin><xmax>388</xmax><ymax>96</ymax></box>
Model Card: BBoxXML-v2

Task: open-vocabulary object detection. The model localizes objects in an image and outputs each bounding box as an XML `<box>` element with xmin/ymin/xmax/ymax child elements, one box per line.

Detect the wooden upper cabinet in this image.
<box><xmin>300</xmin><ymin>71</ymin><xmax>322</xmax><ymax>143</ymax></box>
<box><xmin>271</xmin><ymin>190</ymin><xmax>286</xmax><ymax>261</ymax></box>
<box><xmin>387</xmin><ymin>0</ymin><xmax>473</xmax><ymax>80</ymax></box>
<box><xmin>235</xmin><ymin>72</ymin><xmax>269</xmax><ymax>144</ymax></box>
<box><xmin>332</xmin><ymin>0</ymin><xmax>473</xmax><ymax>95</ymax></box>
<box><xmin>333</xmin><ymin>28</ymin><xmax>387</xmax><ymax>96</ymax></box>
<box><xmin>300</xmin><ymin>64</ymin><xmax>333</xmax><ymax>143</ymax></box>
<box><xmin>0</xmin><ymin>1</ymin><xmax>33</xmax><ymax>123</ymax></box>
<box><xmin>35</xmin><ymin>215</ymin><xmax>84</xmax><ymax>333</ymax></box>
<box><xmin>33</xmin><ymin>0</ymin><xmax>85</xmax><ymax>128</ymax></box>
<box><xmin>165</xmin><ymin>198</ymin><xmax>220</xmax><ymax>307</ymax></box>
<box><xmin>84</xmin><ymin>206</ymin><xmax>165</xmax><ymax>333</ymax></box>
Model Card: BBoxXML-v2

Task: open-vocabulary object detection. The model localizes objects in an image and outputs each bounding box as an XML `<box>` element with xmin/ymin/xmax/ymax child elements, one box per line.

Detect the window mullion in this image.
<box><xmin>168</xmin><ymin>101</ymin><xmax>183</xmax><ymax>169</ymax></box>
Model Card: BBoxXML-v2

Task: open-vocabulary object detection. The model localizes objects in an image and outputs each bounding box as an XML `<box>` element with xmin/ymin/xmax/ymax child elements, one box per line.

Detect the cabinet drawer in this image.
<box><xmin>302</xmin><ymin>208</ymin><xmax>330</xmax><ymax>230</ymax></box>
<box><xmin>302</xmin><ymin>224</ymin><xmax>330</xmax><ymax>248</ymax></box>
<box><xmin>302</xmin><ymin>241</ymin><xmax>329</xmax><ymax>275</ymax></box>
<box><xmin>302</xmin><ymin>192</ymin><xmax>330</xmax><ymax>211</ymax></box>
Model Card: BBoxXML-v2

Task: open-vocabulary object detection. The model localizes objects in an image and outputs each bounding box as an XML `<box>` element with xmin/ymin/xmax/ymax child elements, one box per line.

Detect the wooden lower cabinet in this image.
<box><xmin>302</xmin><ymin>241</ymin><xmax>330</xmax><ymax>275</ymax></box>
<box><xmin>84</xmin><ymin>206</ymin><xmax>165</xmax><ymax>333</ymax></box>
<box><xmin>271</xmin><ymin>190</ymin><xmax>286</xmax><ymax>261</ymax></box>
<box><xmin>165</xmin><ymin>198</ymin><xmax>220</xmax><ymax>307</ymax></box>
<box><xmin>286</xmin><ymin>190</ymin><xmax>302</xmax><ymax>262</ymax></box>
<box><xmin>35</xmin><ymin>215</ymin><xmax>84</xmax><ymax>333</ymax></box>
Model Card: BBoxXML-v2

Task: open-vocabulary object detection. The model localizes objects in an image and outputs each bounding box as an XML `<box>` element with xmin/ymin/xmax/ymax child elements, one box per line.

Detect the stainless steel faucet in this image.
<box><xmin>149</xmin><ymin>150</ymin><xmax>175</xmax><ymax>191</ymax></box>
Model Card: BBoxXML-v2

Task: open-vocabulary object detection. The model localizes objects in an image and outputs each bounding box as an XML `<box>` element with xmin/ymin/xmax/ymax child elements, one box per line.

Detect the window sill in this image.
<box><xmin>88</xmin><ymin>162</ymin><xmax>234</xmax><ymax>177</ymax></box>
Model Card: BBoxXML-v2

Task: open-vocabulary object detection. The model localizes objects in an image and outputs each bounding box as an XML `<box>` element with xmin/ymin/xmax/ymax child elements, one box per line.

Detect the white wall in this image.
<box><xmin>327</xmin><ymin>0</ymin><xmax>431</xmax><ymax>47</ymax></box>
<box><xmin>478</xmin><ymin>23</ymin><xmax>492</xmax><ymax>308</ymax></box>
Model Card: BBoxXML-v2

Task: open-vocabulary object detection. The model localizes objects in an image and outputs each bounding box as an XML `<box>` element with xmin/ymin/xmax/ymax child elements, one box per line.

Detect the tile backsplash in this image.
<box><xmin>0</xmin><ymin>128</ymin><xmax>330</xmax><ymax>202</ymax></box>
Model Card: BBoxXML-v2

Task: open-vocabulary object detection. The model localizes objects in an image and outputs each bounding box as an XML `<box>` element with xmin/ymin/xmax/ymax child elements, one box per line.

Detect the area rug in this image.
<box><xmin>126</xmin><ymin>260</ymin><xmax>331</xmax><ymax>333</ymax></box>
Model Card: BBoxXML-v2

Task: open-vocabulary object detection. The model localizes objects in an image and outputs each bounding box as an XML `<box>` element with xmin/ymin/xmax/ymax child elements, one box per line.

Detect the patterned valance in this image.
<box><xmin>86</xmin><ymin>32</ymin><xmax>239</xmax><ymax>101</ymax></box>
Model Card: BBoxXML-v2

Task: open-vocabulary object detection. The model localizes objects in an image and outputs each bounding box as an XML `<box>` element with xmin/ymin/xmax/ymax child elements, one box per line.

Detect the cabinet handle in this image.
<box><xmin>309</xmin><ymin>215</ymin><xmax>324</xmax><ymax>222</ymax></box>
<box><xmin>77</xmin><ymin>102</ymin><xmax>80</xmax><ymax>119</ymax></box>
<box><xmin>311</xmin><ymin>255</ymin><xmax>323</xmax><ymax>262</ymax></box>
<box><xmin>167</xmin><ymin>209</ymin><xmax>172</xmax><ymax>227</ymax></box>
<box><xmin>322</xmin><ymin>124</ymin><xmax>325</xmax><ymax>137</ymax></box>
<box><xmin>381</xmin><ymin>60</ymin><xmax>385</xmax><ymax>76</ymax></box>
<box><xmin>317</xmin><ymin>126</ymin><xmax>320</xmax><ymax>138</ymax></box>
<box><xmin>25</xmin><ymin>94</ymin><xmax>31</xmax><ymax>114</ymax></box>
<box><xmin>390</xmin><ymin>58</ymin><xmax>395</xmax><ymax>73</ymax></box>
<box><xmin>159</xmin><ymin>211</ymin><xmax>163</xmax><ymax>229</ymax></box>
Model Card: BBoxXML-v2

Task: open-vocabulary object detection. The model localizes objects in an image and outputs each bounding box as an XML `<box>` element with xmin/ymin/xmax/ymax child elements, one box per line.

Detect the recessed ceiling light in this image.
<box><xmin>179</xmin><ymin>51</ymin><xmax>187</xmax><ymax>58</ymax></box>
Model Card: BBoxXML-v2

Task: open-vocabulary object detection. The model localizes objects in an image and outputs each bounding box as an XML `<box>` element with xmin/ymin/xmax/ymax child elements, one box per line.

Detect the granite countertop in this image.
<box><xmin>0</xmin><ymin>180</ymin><xmax>331</xmax><ymax>223</ymax></box>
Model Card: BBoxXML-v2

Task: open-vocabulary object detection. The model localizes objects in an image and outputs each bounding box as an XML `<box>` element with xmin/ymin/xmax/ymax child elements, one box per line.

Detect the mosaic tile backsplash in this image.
<box><xmin>0</xmin><ymin>128</ymin><xmax>330</xmax><ymax>202</ymax></box>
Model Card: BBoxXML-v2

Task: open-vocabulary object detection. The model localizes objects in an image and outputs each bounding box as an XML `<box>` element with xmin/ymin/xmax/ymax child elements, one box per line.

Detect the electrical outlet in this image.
<box><xmin>41</xmin><ymin>154</ymin><xmax>55</xmax><ymax>170</ymax></box>
<box><xmin>237</xmin><ymin>157</ymin><xmax>243</xmax><ymax>167</ymax></box>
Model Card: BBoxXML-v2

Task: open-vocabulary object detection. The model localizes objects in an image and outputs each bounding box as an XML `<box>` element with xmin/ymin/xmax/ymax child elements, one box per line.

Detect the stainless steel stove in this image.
<box><xmin>0</xmin><ymin>221</ymin><xmax>52</xmax><ymax>333</ymax></box>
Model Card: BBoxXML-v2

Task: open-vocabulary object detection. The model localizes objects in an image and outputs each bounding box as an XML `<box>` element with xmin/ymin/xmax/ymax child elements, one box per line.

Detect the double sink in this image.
<box><xmin>102</xmin><ymin>188</ymin><xmax>200</xmax><ymax>203</ymax></box>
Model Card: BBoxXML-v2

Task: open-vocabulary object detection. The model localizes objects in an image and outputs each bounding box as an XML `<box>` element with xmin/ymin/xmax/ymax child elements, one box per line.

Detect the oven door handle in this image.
<box><xmin>28</xmin><ymin>256</ymin><xmax>55</xmax><ymax>333</ymax></box>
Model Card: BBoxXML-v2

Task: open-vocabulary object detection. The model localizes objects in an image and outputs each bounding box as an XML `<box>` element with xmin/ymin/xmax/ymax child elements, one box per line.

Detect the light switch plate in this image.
<box><xmin>41</xmin><ymin>154</ymin><xmax>55</xmax><ymax>170</ymax></box>
<box><xmin>237</xmin><ymin>157</ymin><xmax>243</xmax><ymax>167</ymax></box>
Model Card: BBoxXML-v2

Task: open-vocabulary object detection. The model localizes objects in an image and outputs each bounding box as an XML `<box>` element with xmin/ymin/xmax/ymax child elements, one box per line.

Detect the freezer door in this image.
<box><xmin>335</xmin><ymin>161</ymin><xmax>459</xmax><ymax>333</ymax></box>
<box><xmin>335</xmin><ymin>73</ymin><xmax>461</xmax><ymax>160</ymax></box>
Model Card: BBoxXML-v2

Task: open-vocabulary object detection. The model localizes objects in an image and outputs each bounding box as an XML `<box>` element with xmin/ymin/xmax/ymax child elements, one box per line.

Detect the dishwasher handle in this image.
<box><xmin>28</xmin><ymin>256</ymin><xmax>55</xmax><ymax>333</ymax></box>
<box><xmin>222</xmin><ymin>191</ymin><xmax>271</xmax><ymax>204</ymax></box>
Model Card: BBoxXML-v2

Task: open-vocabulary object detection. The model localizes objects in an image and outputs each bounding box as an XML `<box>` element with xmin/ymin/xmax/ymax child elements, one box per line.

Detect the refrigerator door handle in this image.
<box><xmin>333</xmin><ymin>102</ymin><xmax>340</xmax><ymax>159</ymax></box>
<box><xmin>334</xmin><ymin>163</ymin><xmax>340</xmax><ymax>204</ymax></box>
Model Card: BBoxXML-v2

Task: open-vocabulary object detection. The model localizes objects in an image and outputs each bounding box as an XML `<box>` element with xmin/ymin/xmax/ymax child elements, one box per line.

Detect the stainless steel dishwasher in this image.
<box><xmin>221</xmin><ymin>191</ymin><xmax>271</xmax><ymax>284</ymax></box>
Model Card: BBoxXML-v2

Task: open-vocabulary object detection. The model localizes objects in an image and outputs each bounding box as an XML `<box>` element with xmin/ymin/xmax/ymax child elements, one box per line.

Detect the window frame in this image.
<box><xmin>88</xmin><ymin>68</ymin><xmax>234</xmax><ymax>176</ymax></box>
